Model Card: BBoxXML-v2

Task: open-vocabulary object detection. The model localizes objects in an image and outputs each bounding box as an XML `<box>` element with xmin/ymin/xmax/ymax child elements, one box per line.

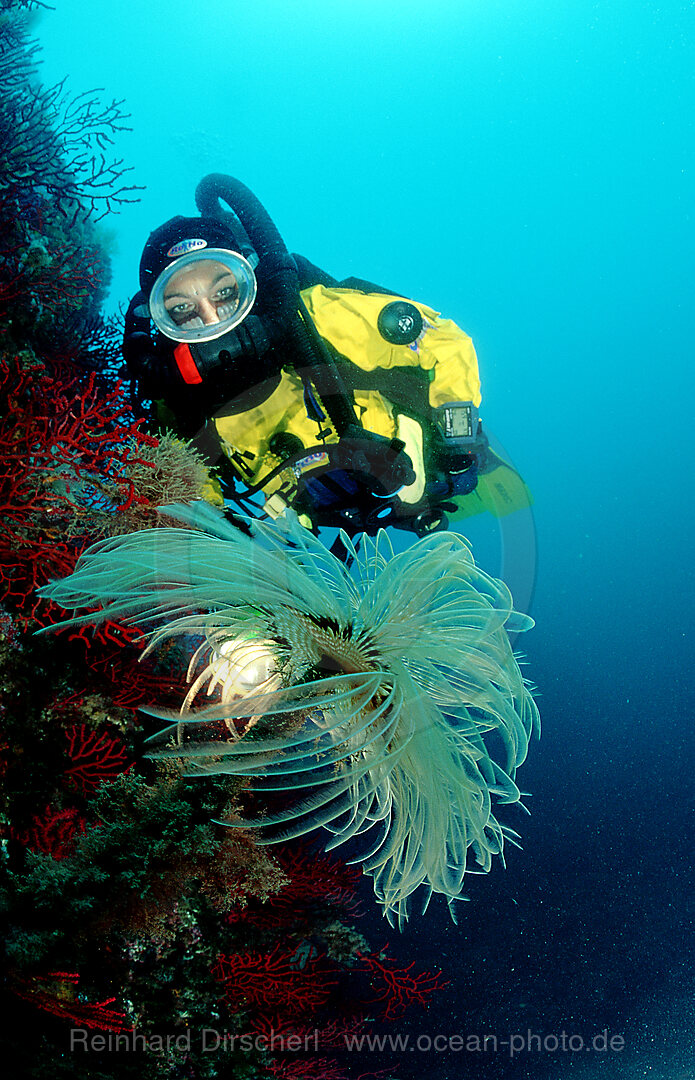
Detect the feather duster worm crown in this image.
<box><xmin>39</xmin><ymin>503</ymin><xmax>540</xmax><ymax>926</ymax></box>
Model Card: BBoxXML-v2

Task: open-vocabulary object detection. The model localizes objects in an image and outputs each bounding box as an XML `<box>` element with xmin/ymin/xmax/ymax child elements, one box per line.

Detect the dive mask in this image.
<box><xmin>148</xmin><ymin>247</ymin><xmax>257</xmax><ymax>344</ymax></box>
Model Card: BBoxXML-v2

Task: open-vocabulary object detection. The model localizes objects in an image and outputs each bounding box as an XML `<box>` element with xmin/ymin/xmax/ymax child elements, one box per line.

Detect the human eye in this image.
<box><xmin>167</xmin><ymin>301</ymin><xmax>196</xmax><ymax>324</ymax></box>
<box><xmin>211</xmin><ymin>284</ymin><xmax>238</xmax><ymax>303</ymax></box>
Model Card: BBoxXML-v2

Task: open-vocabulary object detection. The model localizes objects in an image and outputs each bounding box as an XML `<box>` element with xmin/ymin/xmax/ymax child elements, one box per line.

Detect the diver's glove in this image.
<box><xmin>332</xmin><ymin>427</ymin><xmax>416</xmax><ymax>496</ymax></box>
<box><xmin>432</xmin><ymin>401</ymin><xmax>489</xmax><ymax>496</ymax></box>
<box><xmin>123</xmin><ymin>293</ymin><xmax>184</xmax><ymax>400</ymax></box>
<box><xmin>123</xmin><ymin>329</ymin><xmax>177</xmax><ymax>399</ymax></box>
<box><xmin>439</xmin><ymin>447</ymin><xmax>481</xmax><ymax>496</ymax></box>
<box><xmin>291</xmin><ymin>430</ymin><xmax>416</xmax><ymax>526</ymax></box>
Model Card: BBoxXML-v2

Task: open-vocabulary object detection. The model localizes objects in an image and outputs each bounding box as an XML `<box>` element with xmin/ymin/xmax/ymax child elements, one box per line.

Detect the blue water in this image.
<box><xmin>38</xmin><ymin>1</ymin><xmax>694</xmax><ymax>1076</ymax></box>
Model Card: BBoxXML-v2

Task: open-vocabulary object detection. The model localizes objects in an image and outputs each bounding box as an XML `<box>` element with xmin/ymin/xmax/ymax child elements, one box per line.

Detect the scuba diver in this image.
<box><xmin>124</xmin><ymin>173</ymin><xmax>528</xmax><ymax>538</ymax></box>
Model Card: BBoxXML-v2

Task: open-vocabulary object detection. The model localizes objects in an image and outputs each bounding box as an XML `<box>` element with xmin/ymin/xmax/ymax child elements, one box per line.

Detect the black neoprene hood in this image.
<box><xmin>139</xmin><ymin>215</ymin><xmax>254</xmax><ymax>295</ymax></box>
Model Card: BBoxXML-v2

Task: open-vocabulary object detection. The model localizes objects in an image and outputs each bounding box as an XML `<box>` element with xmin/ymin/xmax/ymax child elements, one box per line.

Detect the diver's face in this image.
<box><xmin>163</xmin><ymin>259</ymin><xmax>240</xmax><ymax>330</ymax></box>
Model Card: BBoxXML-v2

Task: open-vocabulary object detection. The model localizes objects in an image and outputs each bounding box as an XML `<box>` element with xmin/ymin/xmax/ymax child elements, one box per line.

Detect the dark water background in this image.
<box><xmin>38</xmin><ymin>1</ymin><xmax>694</xmax><ymax>1076</ymax></box>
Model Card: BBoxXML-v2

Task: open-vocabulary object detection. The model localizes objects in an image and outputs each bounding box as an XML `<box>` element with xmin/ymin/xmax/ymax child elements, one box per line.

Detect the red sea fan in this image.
<box><xmin>225</xmin><ymin>846</ymin><xmax>363</xmax><ymax>929</ymax></box>
<box><xmin>11</xmin><ymin>971</ymin><xmax>132</xmax><ymax>1032</ymax></box>
<box><xmin>0</xmin><ymin>355</ymin><xmax>155</xmax><ymax>623</ymax></box>
<box><xmin>266</xmin><ymin>1059</ymin><xmax>349</xmax><ymax>1080</ymax></box>
<box><xmin>14</xmin><ymin>805</ymin><xmax>87</xmax><ymax>859</ymax></box>
<box><xmin>358</xmin><ymin>945</ymin><xmax>448</xmax><ymax>1021</ymax></box>
<box><xmin>63</xmin><ymin>723</ymin><xmax>132</xmax><ymax>793</ymax></box>
<box><xmin>212</xmin><ymin>944</ymin><xmax>339</xmax><ymax>1015</ymax></box>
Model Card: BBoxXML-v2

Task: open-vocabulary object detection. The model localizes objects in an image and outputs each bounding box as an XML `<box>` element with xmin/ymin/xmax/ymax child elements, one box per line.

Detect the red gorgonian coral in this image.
<box><xmin>63</xmin><ymin>723</ymin><xmax>132</xmax><ymax>793</ymax></box>
<box><xmin>0</xmin><ymin>355</ymin><xmax>156</xmax><ymax>622</ymax></box>
<box><xmin>358</xmin><ymin>945</ymin><xmax>449</xmax><ymax>1021</ymax></box>
<box><xmin>212</xmin><ymin>944</ymin><xmax>339</xmax><ymax>1016</ymax></box>
<box><xmin>225</xmin><ymin>845</ymin><xmax>363</xmax><ymax>929</ymax></box>
<box><xmin>11</xmin><ymin>971</ymin><xmax>132</xmax><ymax>1032</ymax></box>
<box><xmin>13</xmin><ymin>805</ymin><xmax>87</xmax><ymax>859</ymax></box>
